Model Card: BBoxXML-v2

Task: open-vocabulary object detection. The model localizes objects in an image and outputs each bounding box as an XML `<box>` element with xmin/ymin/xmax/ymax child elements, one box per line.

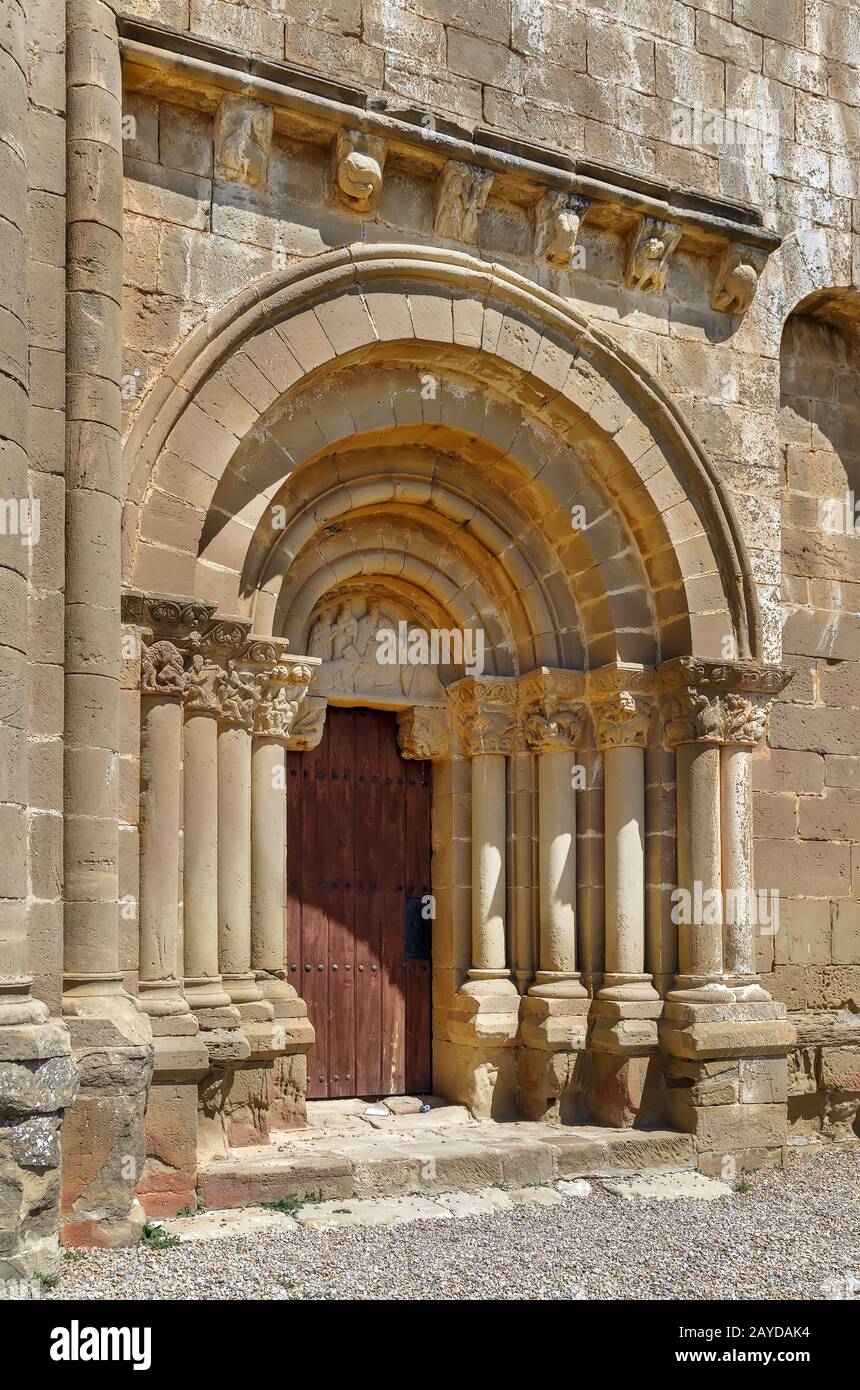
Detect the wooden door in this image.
<box><xmin>286</xmin><ymin>706</ymin><xmax>432</xmax><ymax>1099</ymax></box>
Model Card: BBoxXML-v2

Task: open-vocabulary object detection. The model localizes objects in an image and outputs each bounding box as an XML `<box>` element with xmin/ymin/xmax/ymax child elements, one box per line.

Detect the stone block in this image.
<box><xmin>587</xmin><ymin>1051</ymin><xmax>664</xmax><ymax>1129</ymax></box>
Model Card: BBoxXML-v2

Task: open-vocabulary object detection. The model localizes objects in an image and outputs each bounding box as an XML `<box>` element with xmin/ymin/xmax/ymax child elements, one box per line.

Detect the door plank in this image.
<box><xmin>353</xmin><ymin>709</ymin><xmax>383</xmax><ymax>1096</ymax></box>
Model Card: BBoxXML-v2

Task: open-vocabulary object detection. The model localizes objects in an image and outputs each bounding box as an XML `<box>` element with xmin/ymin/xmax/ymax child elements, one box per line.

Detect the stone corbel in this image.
<box><xmin>287</xmin><ymin>695</ymin><xmax>327</xmax><ymax>751</ymax></box>
<box><xmin>533</xmin><ymin>190</ymin><xmax>590</xmax><ymax>267</ymax></box>
<box><xmin>434</xmin><ymin>160</ymin><xmax>493</xmax><ymax>242</ymax></box>
<box><xmin>448</xmin><ymin>676</ymin><xmax>519</xmax><ymax>756</ymax></box>
<box><xmin>332</xmin><ymin>127</ymin><xmax>387</xmax><ymax>213</ymax></box>
<box><xmin>658</xmin><ymin>658</ymin><xmax>792</xmax><ymax>749</ymax></box>
<box><xmin>624</xmin><ymin>216</ymin><xmax>682</xmax><ymax>294</ymax></box>
<box><xmin>587</xmin><ymin>665</ymin><xmax>656</xmax><ymax>750</ymax></box>
<box><xmin>711</xmin><ymin>243</ymin><xmax>767</xmax><ymax>316</ymax></box>
<box><xmin>213</xmin><ymin>94</ymin><xmax>273</xmax><ymax>188</ymax></box>
<box><xmin>397</xmin><ymin>705</ymin><xmax>450</xmax><ymax>761</ymax></box>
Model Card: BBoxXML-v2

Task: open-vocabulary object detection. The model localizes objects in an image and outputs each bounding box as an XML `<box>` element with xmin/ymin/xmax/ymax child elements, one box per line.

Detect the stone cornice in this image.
<box><xmin>119</xmin><ymin>18</ymin><xmax>780</xmax><ymax>312</ymax></box>
<box><xmin>586</xmin><ymin>664</ymin><xmax>656</xmax><ymax>751</ymax></box>
<box><xmin>658</xmin><ymin>658</ymin><xmax>793</xmax><ymax>748</ymax></box>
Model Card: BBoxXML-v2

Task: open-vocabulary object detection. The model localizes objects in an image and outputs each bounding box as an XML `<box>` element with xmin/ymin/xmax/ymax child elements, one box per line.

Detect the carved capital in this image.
<box><xmin>448</xmin><ymin>676</ymin><xmax>519</xmax><ymax>756</ymax></box>
<box><xmin>533</xmin><ymin>190</ymin><xmax>590</xmax><ymax>267</ymax></box>
<box><xmin>140</xmin><ymin>639</ymin><xmax>187</xmax><ymax>697</ymax></box>
<box><xmin>287</xmin><ymin>696</ymin><xmax>327</xmax><ymax>752</ymax></box>
<box><xmin>516</xmin><ymin>666</ymin><xmax>586</xmax><ymax>753</ymax></box>
<box><xmin>216</xmin><ymin>659</ymin><xmax>258</xmax><ymax>731</ymax></box>
<box><xmin>434</xmin><ymin>161</ymin><xmax>493</xmax><ymax>242</ymax></box>
<box><xmin>659</xmin><ymin>658</ymin><xmax>792</xmax><ymax>747</ymax></box>
<box><xmin>184</xmin><ymin>652</ymin><xmax>222</xmax><ymax>714</ymax></box>
<box><xmin>624</xmin><ymin>216</ymin><xmax>682</xmax><ymax>294</ymax></box>
<box><xmin>214</xmin><ymin>95</ymin><xmax>273</xmax><ymax>188</ymax></box>
<box><xmin>586</xmin><ymin>664</ymin><xmax>656</xmax><ymax>750</ymax></box>
<box><xmin>711</xmin><ymin>243</ymin><xmax>767</xmax><ymax>316</ymax></box>
<box><xmin>332</xmin><ymin>128</ymin><xmax>387</xmax><ymax>213</ymax></box>
<box><xmin>397</xmin><ymin>706</ymin><xmax>450</xmax><ymax>762</ymax></box>
<box><xmin>254</xmin><ymin>658</ymin><xmax>318</xmax><ymax>740</ymax></box>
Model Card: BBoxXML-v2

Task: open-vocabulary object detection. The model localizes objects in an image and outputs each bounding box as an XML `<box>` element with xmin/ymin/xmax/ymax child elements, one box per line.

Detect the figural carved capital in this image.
<box><xmin>624</xmin><ymin>216</ymin><xmax>682</xmax><ymax>295</ymax></box>
<box><xmin>586</xmin><ymin>665</ymin><xmax>656</xmax><ymax>750</ymax></box>
<box><xmin>254</xmin><ymin>658</ymin><xmax>319</xmax><ymax>740</ymax></box>
<box><xmin>216</xmin><ymin>659</ymin><xmax>259</xmax><ymax>731</ymax></box>
<box><xmin>659</xmin><ymin>658</ymin><xmax>792</xmax><ymax>748</ymax></box>
<box><xmin>140</xmin><ymin>639</ymin><xmax>187</xmax><ymax>698</ymax></box>
<box><xmin>287</xmin><ymin>696</ymin><xmax>327</xmax><ymax>752</ymax></box>
<box><xmin>533</xmin><ymin>190</ymin><xmax>590</xmax><ymax>267</ymax></box>
<box><xmin>332</xmin><ymin>128</ymin><xmax>387</xmax><ymax>213</ymax></box>
<box><xmin>214</xmin><ymin>95</ymin><xmax>273</xmax><ymax>188</ymax></box>
<box><xmin>434</xmin><ymin>160</ymin><xmax>493</xmax><ymax>242</ymax></box>
<box><xmin>396</xmin><ymin>706</ymin><xmax>450</xmax><ymax>762</ymax></box>
<box><xmin>448</xmin><ymin>676</ymin><xmax>519</xmax><ymax>756</ymax></box>
<box><xmin>711</xmin><ymin>242</ymin><xmax>767</xmax><ymax>316</ymax></box>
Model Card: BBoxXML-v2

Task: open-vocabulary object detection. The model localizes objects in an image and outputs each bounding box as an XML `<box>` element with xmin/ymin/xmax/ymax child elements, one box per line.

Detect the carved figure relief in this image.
<box><xmin>624</xmin><ymin>216</ymin><xmax>682</xmax><ymax>294</ymax></box>
<box><xmin>214</xmin><ymin>96</ymin><xmax>273</xmax><ymax>189</ymax></box>
<box><xmin>711</xmin><ymin>244</ymin><xmax>766</xmax><ymax>315</ymax></box>
<box><xmin>533</xmin><ymin>190</ymin><xmax>590</xmax><ymax>267</ymax></box>
<box><xmin>434</xmin><ymin>161</ymin><xmax>493</xmax><ymax>242</ymax></box>
<box><xmin>308</xmin><ymin>598</ymin><xmax>443</xmax><ymax>701</ymax></box>
<box><xmin>332</xmin><ymin>128</ymin><xmax>387</xmax><ymax>213</ymax></box>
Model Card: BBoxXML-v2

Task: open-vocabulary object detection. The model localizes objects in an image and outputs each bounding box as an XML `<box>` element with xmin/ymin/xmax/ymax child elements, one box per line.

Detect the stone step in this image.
<box><xmin>197</xmin><ymin>1125</ymin><xmax>695</xmax><ymax>1211</ymax></box>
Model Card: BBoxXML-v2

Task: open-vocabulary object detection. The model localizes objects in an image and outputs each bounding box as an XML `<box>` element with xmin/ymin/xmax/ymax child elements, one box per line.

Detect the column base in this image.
<box><xmin>668</xmin><ymin>976</ymin><xmax>737</xmax><ymax>1003</ymax></box>
<box><xmin>138</xmin><ymin>979</ymin><xmax>195</xmax><ymax>1019</ymax></box>
<box><xmin>60</xmin><ymin>983</ymin><xmax>154</xmax><ymax>1249</ymax></box>
<box><xmin>660</xmin><ymin>998</ymin><xmax>796</xmax><ymax>1176</ymax></box>
<box><xmin>598</xmin><ymin>973</ymin><xmax>660</xmax><ymax>1002</ymax></box>
<box><xmin>528</xmin><ymin>970</ymin><xmax>588</xmax><ymax>999</ymax></box>
<box><xmin>0</xmin><ymin>1017</ymin><xmax>78</xmax><ymax>1281</ymax></box>
<box><xmin>449</xmin><ymin>973</ymin><xmax>520</xmax><ymax>1046</ymax></box>
<box><xmin>223</xmin><ymin>972</ymin><xmax>267</xmax><ymax>1009</ymax></box>
<box><xmin>586</xmin><ymin>996</ymin><xmax>664</xmax><ymax>1129</ymax></box>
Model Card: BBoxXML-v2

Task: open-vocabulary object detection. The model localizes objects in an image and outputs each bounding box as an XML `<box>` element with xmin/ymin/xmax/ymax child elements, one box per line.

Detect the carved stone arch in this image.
<box><xmin>123</xmin><ymin>243</ymin><xmax>763</xmax><ymax>661</ymax></box>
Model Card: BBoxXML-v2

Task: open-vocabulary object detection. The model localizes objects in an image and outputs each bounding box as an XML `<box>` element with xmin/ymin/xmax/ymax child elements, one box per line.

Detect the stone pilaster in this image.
<box><xmin>658</xmin><ymin>658</ymin><xmax>796</xmax><ymax>1173</ymax></box>
<box><xmin>586</xmin><ymin>666</ymin><xmax>662</xmax><ymax>1129</ymax></box>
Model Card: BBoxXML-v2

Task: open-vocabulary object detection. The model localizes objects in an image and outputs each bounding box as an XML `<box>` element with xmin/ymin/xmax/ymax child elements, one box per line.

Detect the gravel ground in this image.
<box><xmin>50</xmin><ymin>1147</ymin><xmax>860</xmax><ymax>1302</ymax></box>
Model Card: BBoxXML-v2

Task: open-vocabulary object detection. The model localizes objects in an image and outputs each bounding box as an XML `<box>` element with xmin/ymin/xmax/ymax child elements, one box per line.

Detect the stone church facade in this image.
<box><xmin>2</xmin><ymin>0</ymin><xmax>859</xmax><ymax>1276</ymax></box>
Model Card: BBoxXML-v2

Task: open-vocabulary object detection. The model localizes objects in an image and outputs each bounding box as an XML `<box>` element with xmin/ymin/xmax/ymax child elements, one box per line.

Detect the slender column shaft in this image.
<box><xmin>538</xmin><ymin>749</ymin><xmax>577</xmax><ymax>974</ymax></box>
<box><xmin>251</xmin><ymin>737</ymin><xmax>286</xmax><ymax>976</ymax></box>
<box><xmin>721</xmin><ymin>744</ymin><xmax>755</xmax><ymax>979</ymax></box>
<box><xmin>604</xmin><ymin>745</ymin><xmax>645</xmax><ymax>978</ymax></box>
<box><xmin>677</xmin><ymin>742</ymin><xmax>723</xmax><ymax>981</ymax></box>
<box><xmin>510</xmin><ymin>749</ymin><xmax>535</xmax><ymax>990</ymax></box>
<box><xmin>138</xmin><ymin>695</ymin><xmax>188</xmax><ymax>1014</ymax></box>
<box><xmin>469</xmin><ymin>753</ymin><xmax>507</xmax><ymax>975</ymax></box>
<box><xmin>63</xmin><ymin>0</ymin><xmax>125</xmax><ymax>1002</ymax></box>
<box><xmin>218</xmin><ymin>722</ymin><xmax>263</xmax><ymax>1003</ymax></box>
<box><xmin>183</xmin><ymin>711</ymin><xmax>233</xmax><ymax>1009</ymax></box>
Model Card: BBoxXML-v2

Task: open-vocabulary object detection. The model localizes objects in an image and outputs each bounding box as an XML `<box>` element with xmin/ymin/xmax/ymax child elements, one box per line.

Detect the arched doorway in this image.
<box><xmin>287</xmin><ymin>705</ymin><xmax>432</xmax><ymax>1099</ymax></box>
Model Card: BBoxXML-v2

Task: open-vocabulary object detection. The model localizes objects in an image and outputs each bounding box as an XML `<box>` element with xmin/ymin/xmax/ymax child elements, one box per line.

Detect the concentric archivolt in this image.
<box><xmin>123</xmin><ymin>243</ymin><xmax>761</xmax><ymax>664</ymax></box>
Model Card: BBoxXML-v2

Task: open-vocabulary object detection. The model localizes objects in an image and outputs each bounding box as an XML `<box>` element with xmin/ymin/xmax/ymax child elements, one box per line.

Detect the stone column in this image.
<box><xmin>658</xmin><ymin>658</ymin><xmax>795</xmax><ymax>1176</ymax></box>
<box><xmin>444</xmin><ymin>678</ymin><xmax>520</xmax><ymax>1118</ymax></box>
<box><xmin>60</xmin><ymin>0</ymin><xmax>152</xmax><ymax>1249</ymax></box>
<box><xmin>216</xmin><ymin>655</ymin><xmax>270</xmax><ymax>1021</ymax></box>
<box><xmin>588</xmin><ymin>670</ymin><xmax>659</xmax><ymax>1003</ymax></box>
<box><xmin>137</xmin><ymin>640</ymin><xmax>193</xmax><ymax>1021</ymax></box>
<box><xmin>586</xmin><ymin>667</ymin><xmax>661</xmax><ymax>1128</ymax></box>
<box><xmin>182</xmin><ymin>646</ymin><xmax>244</xmax><ymax>1047</ymax></box>
<box><xmin>0</xmin><ymin>0</ymin><xmax>78</xmax><ymax>1280</ymax></box>
<box><xmin>516</xmin><ymin>671</ymin><xmax>590</xmax><ymax>1123</ymax></box>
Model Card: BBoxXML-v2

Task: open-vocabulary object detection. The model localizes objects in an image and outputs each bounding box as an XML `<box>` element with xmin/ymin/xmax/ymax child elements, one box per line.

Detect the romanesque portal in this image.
<box><xmin>2</xmin><ymin>2</ymin><xmax>858</xmax><ymax>1279</ymax></box>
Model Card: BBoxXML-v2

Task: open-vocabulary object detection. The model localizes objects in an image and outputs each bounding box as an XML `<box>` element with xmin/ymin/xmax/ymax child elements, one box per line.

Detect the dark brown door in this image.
<box><xmin>287</xmin><ymin>706</ymin><xmax>432</xmax><ymax>1099</ymax></box>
